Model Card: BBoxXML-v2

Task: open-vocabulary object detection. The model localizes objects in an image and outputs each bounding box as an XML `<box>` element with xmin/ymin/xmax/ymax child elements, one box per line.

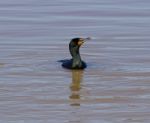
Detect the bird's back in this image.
<box><xmin>61</xmin><ymin>59</ymin><xmax>86</xmax><ymax>69</ymax></box>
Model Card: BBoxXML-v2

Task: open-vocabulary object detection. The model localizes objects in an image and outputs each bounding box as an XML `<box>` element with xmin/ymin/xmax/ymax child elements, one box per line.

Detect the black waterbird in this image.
<box><xmin>60</xmin><ymin>37</ymin><xmax>90</xmax><ymax>69</ymax></box>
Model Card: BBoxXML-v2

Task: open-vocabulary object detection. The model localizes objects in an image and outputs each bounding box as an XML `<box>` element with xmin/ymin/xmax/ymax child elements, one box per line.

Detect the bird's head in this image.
<box><xmin>69</xmin><ymin>37</ymin><xmax>90</xmax><ymax>57</ymax></box>
<box><xmin>69</xmin><ymin>38</ymin><xmax>85</xmax><ymax>48</ymax></box>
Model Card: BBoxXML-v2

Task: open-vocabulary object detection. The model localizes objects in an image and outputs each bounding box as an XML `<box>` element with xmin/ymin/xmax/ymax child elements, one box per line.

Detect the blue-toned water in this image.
<box><xmin>0</xmin><ymin>0</ymin><xmax>150</xmax><ymax>123</ymax></box>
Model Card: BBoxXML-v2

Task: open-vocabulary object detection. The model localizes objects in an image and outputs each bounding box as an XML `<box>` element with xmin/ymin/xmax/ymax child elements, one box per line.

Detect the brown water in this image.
<box><xmin>0</xmin><ymin>0</ymin><xmax>150</xmax><ymax>123</ymax></box>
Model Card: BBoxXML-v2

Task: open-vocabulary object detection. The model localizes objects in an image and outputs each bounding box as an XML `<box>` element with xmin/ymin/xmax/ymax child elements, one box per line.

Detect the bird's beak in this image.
<box><xmin>78</xmin><ymin>37</ymin><xmax>91</xmax><ymax>46</ymax></box>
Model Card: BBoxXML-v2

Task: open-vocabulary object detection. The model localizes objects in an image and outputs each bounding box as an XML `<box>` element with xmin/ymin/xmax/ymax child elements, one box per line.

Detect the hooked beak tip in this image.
<box><xmin>85</xmin><ymin>37</ymin><xmax>91</xmax><ymax>40</ymax></box>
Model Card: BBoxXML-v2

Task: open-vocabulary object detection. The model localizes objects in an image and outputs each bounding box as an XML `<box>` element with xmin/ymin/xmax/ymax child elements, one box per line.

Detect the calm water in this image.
<box><xmin>0</xmin><ymin>0</ymin><xmax>150</xmax><ymax>123</ymax></box>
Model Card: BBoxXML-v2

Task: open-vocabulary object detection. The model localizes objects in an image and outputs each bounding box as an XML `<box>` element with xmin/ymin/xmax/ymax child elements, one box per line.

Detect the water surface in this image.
<box><xmin>0</xmin><ymin>0</ymin><xmax>150</xmax><ymax>123</ymax></box>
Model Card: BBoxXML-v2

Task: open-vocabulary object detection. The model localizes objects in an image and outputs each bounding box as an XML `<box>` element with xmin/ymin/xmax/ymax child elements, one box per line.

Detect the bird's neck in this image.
<box><xmin>70</xmin><ymin>47</ymin><xmax>82</xmax><ymax>68</ymax></box>
<box><xmin>72</xmin><ymin>53</ymin><xmax>82</xmax><ymax>68</ymax></box>
<box><xmin>73</xmin><ymin>53</ymin><xmax>81</xmax><ymax>62</ymax></box>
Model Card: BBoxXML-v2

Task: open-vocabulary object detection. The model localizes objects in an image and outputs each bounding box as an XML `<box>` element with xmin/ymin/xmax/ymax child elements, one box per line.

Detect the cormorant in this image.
<box><xmin>60</xmin><ymin>37</ymin><xmax>90</xmax><ymax>69</ymax></box>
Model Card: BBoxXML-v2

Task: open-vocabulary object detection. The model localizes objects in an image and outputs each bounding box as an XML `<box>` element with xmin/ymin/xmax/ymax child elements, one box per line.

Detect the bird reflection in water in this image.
<box><xmin>69</xmin><ymin>70</ymin><xmax>83</xmax><ymax>106</ymax></box>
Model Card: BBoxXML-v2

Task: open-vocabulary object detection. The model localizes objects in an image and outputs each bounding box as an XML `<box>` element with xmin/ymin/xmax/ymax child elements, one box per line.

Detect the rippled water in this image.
<box><xmin>0</xmin><ymin>0</ymin><xmax>150</xmax><ymax>123</ymax></box>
